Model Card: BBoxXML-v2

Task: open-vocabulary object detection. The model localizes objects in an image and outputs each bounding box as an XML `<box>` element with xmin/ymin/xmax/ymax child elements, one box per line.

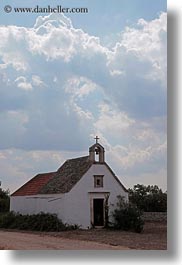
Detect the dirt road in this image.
<box><xmin>0</xmin><ymin>231</ymin><xmax>129</xmax><ymax>250</ymax></box>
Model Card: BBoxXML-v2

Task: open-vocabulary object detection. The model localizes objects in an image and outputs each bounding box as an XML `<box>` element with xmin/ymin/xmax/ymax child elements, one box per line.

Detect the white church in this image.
<box><xmin>10</xmin><ymin>137</ymin><xmax>128</xmax><ymax>228</ymax></box>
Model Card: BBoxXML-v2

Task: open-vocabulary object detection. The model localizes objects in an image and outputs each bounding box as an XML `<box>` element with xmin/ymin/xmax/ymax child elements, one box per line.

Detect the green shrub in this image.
<box><xmin>0</xmin><ymin>212</ymin><xmax>78</xmax><ymax>231</ymax></box>
<box><xmin>112</xmin><ymin>196</ymin><xmax>144</xmax><ymax>233</ymax></box>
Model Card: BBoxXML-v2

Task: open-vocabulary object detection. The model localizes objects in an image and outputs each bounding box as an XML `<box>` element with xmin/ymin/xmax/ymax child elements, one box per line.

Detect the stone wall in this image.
<box><xmin>142</xmin><ymin>212</ymin><xmax>167</xmax><ymax>222</ymax></box>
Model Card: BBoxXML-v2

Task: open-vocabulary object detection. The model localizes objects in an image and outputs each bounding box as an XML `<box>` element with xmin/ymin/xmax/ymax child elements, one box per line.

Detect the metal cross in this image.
<box><xmin>94</xmin><ymin>136</ymin><xmax>99</xmax><ymax>144</ymax></box>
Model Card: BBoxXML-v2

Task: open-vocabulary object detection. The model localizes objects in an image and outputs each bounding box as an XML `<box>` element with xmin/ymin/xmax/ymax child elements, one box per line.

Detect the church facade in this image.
<box><xmin>10</xmin><ymin>139</ymin><xmax>128</xmax><ymax>228</ymax></box>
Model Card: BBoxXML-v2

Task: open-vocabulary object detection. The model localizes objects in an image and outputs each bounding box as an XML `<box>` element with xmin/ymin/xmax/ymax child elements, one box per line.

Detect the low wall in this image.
<box><xmin>142</xmin><ymin>212</ymin><xmax>167</xmax><ymax>222</ymax></box>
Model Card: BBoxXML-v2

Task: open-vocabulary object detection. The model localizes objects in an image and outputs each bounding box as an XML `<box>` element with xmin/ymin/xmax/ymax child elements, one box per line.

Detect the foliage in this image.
<box><xmin>0</xmin><ymin>187</ymin><xmax>10</xmax><ymax>213</ymax></box>
<box><xmin>0</xmin><ymin>212</ymin><xmax>79</xmax><ymax>231</ymax></box>
<box><xmin>112</xmin><ymin>196</ymin><xmax>144</xmax><ymax>233</ymax></box>
<box><xmin>128</xmin><ymin>184</ymin><xmax>167</xmax><ymax>212</ymax></box>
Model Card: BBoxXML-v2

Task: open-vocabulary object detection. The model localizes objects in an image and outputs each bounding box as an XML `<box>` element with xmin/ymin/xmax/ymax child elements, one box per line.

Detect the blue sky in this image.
<box><xmin>0</xmin><ymin>0</ymin><xmax>167</xmax><ymax>192</ymax></box>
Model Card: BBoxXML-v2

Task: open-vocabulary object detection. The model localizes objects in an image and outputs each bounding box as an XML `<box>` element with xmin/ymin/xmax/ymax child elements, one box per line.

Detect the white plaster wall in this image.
<box><xmin>60</xmin><ymin>164</ymin><xmax>128</xmax><ymax>229</ymax></box>
<box><xmin>10</xmin><ymin>194</ymin><xmax>66</xmax><ymax>219</ymax></box>
<box><xmin>10</xmin><ymin>164</ymin><xmax>128</xmax><ymax>229</ymax></box>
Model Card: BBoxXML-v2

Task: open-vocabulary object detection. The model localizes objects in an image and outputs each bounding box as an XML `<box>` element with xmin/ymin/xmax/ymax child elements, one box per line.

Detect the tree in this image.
<box><xmin>128</xmin><ymin>184</ymin><xmax>167</xmax><ymax>212</ymax></box>
<box><xmin>0</xmin><ymin>187</ymin><xmax>10</xmax><ymax>213</ymax></box>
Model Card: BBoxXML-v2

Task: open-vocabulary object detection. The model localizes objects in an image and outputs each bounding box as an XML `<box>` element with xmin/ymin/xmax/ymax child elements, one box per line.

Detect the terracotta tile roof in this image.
<box><xmin>11</xmin><ymin>155</ymin><xmax>128</xmax><ymax>196</ymax></box>
<box><xmin>40</xmin><ymin>156</ymin><xmax>92</xmax><ymax>194</ymax></box>
<box><xmin>11</xmin><ymin>172</ymin><xmax>56</xmax><ymax>196</ymax></box>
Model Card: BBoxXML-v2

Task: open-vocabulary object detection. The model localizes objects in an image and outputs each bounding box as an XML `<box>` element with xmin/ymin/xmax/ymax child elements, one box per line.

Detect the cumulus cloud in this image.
<box><xmin>0</xmin><ymin>12</ymin><xmax>167</xmax><ymax>191</ymax></box>
<box><xmin>26</xmin><ymin>13</ymin><xmax>107</xmax><ymax>63</ymax></box>
<box><xmin>121</xmin><ymin>12</ymin><xmax>167</xmax><ymax>86</ymax></box>
<box><xmin>105</xmin><ymin>13</ymin><xmax>167</xmax><ymax>119</ymax></box>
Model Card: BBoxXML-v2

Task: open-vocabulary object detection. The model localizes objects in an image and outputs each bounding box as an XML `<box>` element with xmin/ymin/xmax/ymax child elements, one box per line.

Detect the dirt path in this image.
<box><xmin>0</xmin><ymin>231</ymin><xmax>129</xmax><ymax>250</ymax></box>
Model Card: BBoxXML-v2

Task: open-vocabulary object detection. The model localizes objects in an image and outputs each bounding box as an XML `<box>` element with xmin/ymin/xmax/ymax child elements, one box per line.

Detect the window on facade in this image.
<box><xmin>94</xmin><ymin>175</ymin><xmax>104</xmax><ymax>188</ymax></box>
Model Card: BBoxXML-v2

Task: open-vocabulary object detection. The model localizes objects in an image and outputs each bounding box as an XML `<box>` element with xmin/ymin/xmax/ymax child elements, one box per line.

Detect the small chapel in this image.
<box><xmin>10</xmin><ymin>137</ymin><xmax>128</xmax><ymax>228</ymax></box>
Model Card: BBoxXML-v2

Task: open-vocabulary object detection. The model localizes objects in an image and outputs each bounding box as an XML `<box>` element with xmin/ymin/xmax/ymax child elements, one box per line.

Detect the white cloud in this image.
<box><xmin>27</xmin><ymin>14</ymin><xmax>102</xmax><ymax>62</ymax></box>
<box><xmin>65</xmin><ymin>76</ymin><xmax>98</xmax><ymax>99</ymax></box>
<box><xmin>93</xmin><ymin>111</ymin><xmax>166</xmax><ymax>177</ymax></box>
<box><xmin>110</xmin><ymin>69</ymin><xmax>125</xmax><ymax>76</ymax></box>
<box><xmin>112</xmin><ymin>145</ymin><xmax>152</xmax><ymax>168</ymax></box>
<box><xmin>0</xmin><ymin>12</ymin><xmax>167</xmax><ymax>142</ymax></box>
<box><xmin>2</xmin><ymin>52</ymin><xmax>28</xmax><ymax>71</ymax></box>
<box><xmin>71</xmin><ymin>102</ymin><xmax>94</xmax><ymax>122</ymax></box>
<box><xmin>106</xmin><ymin>136</ymin><xmax>166</xmax><ymax>174</ymax></box>
<box><xmin>0</xmin><ymin>26</ymin><xmax>29</xmax><ymax>71</ymax></box>
<box><xmin>14</xmin><ymin>75</ymin><xmax>45</xmax><ymax>91</ymax></box>
<box><xmin>34</xmin><ymin>13</ymin><xmax>73</xmax><ymax>30</ymax></box>
<box><xmin>32</xmin><ymin>75</ymin><xmax>45</xmax><ymax>87</ymax></box>
<box><xmin>111</xmin><ymin>12</ymin><xmax>167</xmax><ymax>86</ymax></box>
<box><xmin>0</xmin><ymin>12</ymin><xmax>167</xmax><ymax>191</ymax></box>
<box><xmin>15</xmin><ymin>76</ymin><xmax>32</xmax><ymax>91</ymax></box>
<box><xmin>27</xmin><ymin>13</ymin><xmax>109</xmax><ymax>65</ymax></box>
<box><xmin>94</xmin><ymin>103</ymin><xmax>135</xmax><ymax>136</ymax></box>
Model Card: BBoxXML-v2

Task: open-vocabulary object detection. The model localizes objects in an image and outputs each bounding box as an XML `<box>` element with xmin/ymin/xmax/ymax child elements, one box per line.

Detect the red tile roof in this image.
<box><xmin>11</xmin><ymin>172</ymin><xmax>56</xmax><ymax>196</ymax></box>
<box><xmin>11</xmin><ymin>156</ymin><xmax>128</xmax><ymax>196</ymax></box>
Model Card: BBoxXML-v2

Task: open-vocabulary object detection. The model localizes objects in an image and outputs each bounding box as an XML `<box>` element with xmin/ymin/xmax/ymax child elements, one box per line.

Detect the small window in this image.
<box><xmin>94</xmin><ymin>175</ymin><xmax>104</xmax><ymax>188</ymax></box>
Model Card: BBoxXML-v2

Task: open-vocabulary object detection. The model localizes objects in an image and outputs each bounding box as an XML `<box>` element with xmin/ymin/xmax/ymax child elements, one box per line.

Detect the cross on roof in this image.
<box><xmin>94</xmin><ymin>136</ymin><xmax>99</xmax><ymax>144</ymax></box>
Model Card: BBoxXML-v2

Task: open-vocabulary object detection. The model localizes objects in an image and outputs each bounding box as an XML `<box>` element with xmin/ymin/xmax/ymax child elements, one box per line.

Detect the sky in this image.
<box><xmin>0</xmin><ymin>0</ymin><xmax>167</xmax><ymax>193</ymax></box>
